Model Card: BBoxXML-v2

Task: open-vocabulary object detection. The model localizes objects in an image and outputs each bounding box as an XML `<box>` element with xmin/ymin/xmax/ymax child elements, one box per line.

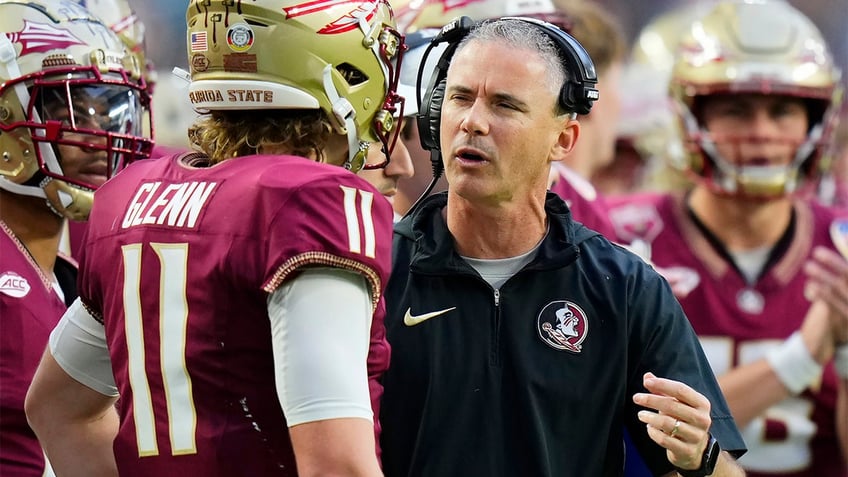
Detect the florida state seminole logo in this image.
<box><xmin>6</xmin><ymin>21</ymin><xmax>84</xmax><ymax>56</ymax></box>
<box><xmin>537</xmin><ymin>301</ymin><xmax>588</xmax><ymax>353</ymax></box>
<box><xmin>283</xmin><ymin>0</ymin><xmax>379</xmax><ymax>34</ymax></box>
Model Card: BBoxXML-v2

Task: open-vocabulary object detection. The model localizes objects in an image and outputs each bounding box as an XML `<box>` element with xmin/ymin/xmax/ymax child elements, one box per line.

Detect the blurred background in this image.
<box><xmin>135</xmin><ymin>0</ymin><xmax>848</xmax><ymax>147</ymax></box>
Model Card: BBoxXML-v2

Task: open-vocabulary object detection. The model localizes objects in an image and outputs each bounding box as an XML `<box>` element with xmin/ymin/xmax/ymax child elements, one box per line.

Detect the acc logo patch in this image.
<box><xmin>191</xmin><ymin>53</ymin><xmax>209</xmax><ymax>72</ymax></box>
<box><xmin>226</xmin><ymin>23</ymin><xmax>254</xmax><ymax>52</ymax></box>
<box><xmin>0</xmin><ymin>271</ymin><xmax>30</xmax><ymax>298</ymax></box>
<box><xmin>537</xmin><ymin>301</ymin><xmax>588</xmax><ymax>353</ymax></box>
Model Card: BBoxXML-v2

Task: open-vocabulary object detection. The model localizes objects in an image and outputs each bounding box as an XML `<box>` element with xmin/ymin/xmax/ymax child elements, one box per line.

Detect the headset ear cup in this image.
<box><xmin>560</xmin><ymin>82</ymin><xmax>592</xmax><ymax>115</ymax></box>
<box><xmin>428</xmin><ymin>79</ymin><xmax>447</xmax><ymax>177</ymax></box>
<box><xmin>559</xmin><ymin>84</ymin><xmax>575</xmax><ymax>114</ymax></box>
<box><xmin>428</xmin><ymin>79</ymin><xmax>446</xmax><ymax>150</ymax></box>
<box><xmin>572</xmin><ymin>83</ymin><xmax>593</xmax><ymax>115</ymax></box>
<box><xmin>499</xmin><ymin>16</ymin><xmax>598</xmax><ymax>115</ymax></box>
<box><xmin>417</xmin><ymin>77</ymin><xmax>446</xmax><ymax>152</ymax></box>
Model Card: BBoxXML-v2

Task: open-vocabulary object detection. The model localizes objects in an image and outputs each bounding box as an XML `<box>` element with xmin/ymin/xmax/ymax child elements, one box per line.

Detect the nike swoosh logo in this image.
<box><xmin>403</xmin><ymin>307</ymin><xmax>457</xmax><ymax>326</ymax></box>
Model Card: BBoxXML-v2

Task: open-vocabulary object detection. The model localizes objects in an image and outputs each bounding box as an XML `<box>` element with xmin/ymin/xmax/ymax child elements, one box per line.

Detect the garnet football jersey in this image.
<box><xmin>77</xmin><ymin>153</ymin><xmax>393</xmax><ymax>476</ymax></box>
<box><xmin>65</xmin><ymin>144</ymin><xmax>188</xmax><ymax>259</ymax></box>
<box><xmin>549</xmin><ymin>164</ymin><xmax>616</xmax><ymax>239</ymax></box>
<box><xmin>0</xmin><ymin>225</ymin><xmax>74</xmax><ymax>476</ymax></box>
<box><xmin>608</xmin><ymin>192</ymin><xmax>847</xmax><ymax>477</ymax></box>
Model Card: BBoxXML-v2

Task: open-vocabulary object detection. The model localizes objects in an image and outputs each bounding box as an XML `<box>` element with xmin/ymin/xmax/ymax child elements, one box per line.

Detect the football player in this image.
<box><xmin>65</xmin><ymin>0</ymin><xmax>186</xmax><ymax>259</ymax></box>
<box><xmin>546</xmin><ymin>0</ymin><xmax>627</xmax><ymax>239</ymax></box>
<box><xmin>0</xmin><ymin>1</ymin><xmax>151</xmax><ymax>475</ymax></box>
<box><xmin>24</xmin><ymin>0</ymin><xmax>405</xmax><ymax>476</ymax></box>
<box><xmin>360</xmin><ymin>126</ymin><xmax>414</xmax><ymax>222</ymax></box>
<box><xmin>607</xmin><ymin>1</ymin><xmax>848</xmax><ymax>475</ymax></box>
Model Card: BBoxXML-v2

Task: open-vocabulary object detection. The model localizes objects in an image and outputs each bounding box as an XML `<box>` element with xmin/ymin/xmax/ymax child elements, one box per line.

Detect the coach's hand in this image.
<box><xmin>633</xmin><ymin>372</ymin><xmax>711</xmax><ymax>470</ymax></box>
<box><xmin>632</xmin><ymin>373</ymin><xmax>747</xmax><ymax>476</ymax></box>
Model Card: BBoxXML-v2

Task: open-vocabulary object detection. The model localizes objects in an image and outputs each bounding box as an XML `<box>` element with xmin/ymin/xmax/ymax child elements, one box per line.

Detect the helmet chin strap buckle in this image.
<box><xmin>345</xmin><ymin>142</ymin><xmax>367</xmax><ymax>172</ymax></box>
<box><xmin>322</xmin><ymin>64</ymin><xmax>366</xmax><ymax>172</ymax></box>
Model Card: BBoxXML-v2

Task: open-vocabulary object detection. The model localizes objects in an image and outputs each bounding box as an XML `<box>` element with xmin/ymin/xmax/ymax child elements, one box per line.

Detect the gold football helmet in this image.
<box><xmin>669</xmin><ymin>0</ymin><xmax>843</xmax><ymax>197</ymax></box>
<box><xmin>186</xmin><ymin>0</ymin><xmax>405</xmax><ymax>172</ymax></box>
<box><xmin>72</xmin><ymin>0</ymin><xmax>156</xmax><ymax>90</ymax></box>
<box><xmin>612</xmin><ymin>3</ymin><xmax>711</xmax><ymax>192</ymax></box>
<box><xmin>0</xmin><ymin>0</ymin><xmax>152</xmax><ymax>220</ymax></box>
<box><xmin>631</xmin><ymin>3</ymin><xmax>711</xmax><ymax>77</ymax></box>
<box><xmin>393</xmin><ymin>0</ymin><xmax>570</xmax><ymax>33</ymax></box>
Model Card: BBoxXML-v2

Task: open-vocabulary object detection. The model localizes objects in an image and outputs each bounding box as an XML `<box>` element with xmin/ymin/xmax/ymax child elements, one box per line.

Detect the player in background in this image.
<box><xmin>0</xmin><ymin>1</ymin><xmax>151</xmax><ymax>475</ymax></box>
<box><xmin>593</xmin><ymin>2</ymin><xmax>711</xmax><ymax>199</ymax></box>
<box><xmin>607</xmin><ymin>1</ymin><xmax>848</xmax><ymax>475</ymax></box>
<box><xmin>72</xmin><ymin>0</ymin><xmax>155</xmax><ymax>91</ymax></box>
<box><xmin>817</xmin><ymin>102</ymin><xmax>848</xmax><ymax>208</ymax></box>
<box><xmin>361</xmin><ymin>126</ymin><xmax>414</xmax><ymax>221</ymax></box>
<box><xmin>546</xmin><ymin>0</ymin><xmax>626</xmax><ymax>239</ymax></box>
<box><xmin>24</xmin><ymin>0</ymin><xmax>405</xmax><ymax>475</ymax></box>
<box><xmin>64</xmin><ymin>0</ymin><xmax>173</xmax><ymax>259</ymax></box>
<box><xmin>391</xmin><ymin>27</ymin><xmax>447</xmax><ymax>219</ymax></box>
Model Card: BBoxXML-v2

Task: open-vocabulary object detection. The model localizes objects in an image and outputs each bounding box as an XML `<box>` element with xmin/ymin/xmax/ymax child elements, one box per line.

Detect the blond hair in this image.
<box><xmin>188</xmin><ymin>110</ymin><xmax>334</xmax><ymax>164</ymax></box>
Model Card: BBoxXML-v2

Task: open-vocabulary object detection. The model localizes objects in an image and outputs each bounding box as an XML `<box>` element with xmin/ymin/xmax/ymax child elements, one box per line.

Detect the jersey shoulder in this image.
<box><xmin>250</xmin><ymin>156</ymin><xmax>394</xmax><ymax>235</ymax></box>
<box><xmin>607</xmin><ymin>191</ymin><xmax>676</xmax><ymax>243</ymax></box>
<box><xmin>241</xmin><ymin>156</ymin><xmax>394</xmax><ymax>294</ymax></box>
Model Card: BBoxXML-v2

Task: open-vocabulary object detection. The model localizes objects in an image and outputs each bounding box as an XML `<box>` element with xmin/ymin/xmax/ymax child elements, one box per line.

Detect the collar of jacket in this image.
<box><xmin>395</xmin><ymin>191</ymin><xmax>590</xmax><ymax>275</ymax></box>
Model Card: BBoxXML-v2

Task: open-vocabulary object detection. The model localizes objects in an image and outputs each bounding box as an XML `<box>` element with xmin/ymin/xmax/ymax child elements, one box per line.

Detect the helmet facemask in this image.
<box><xmin>318</xmin><ymin>20</ymin><xmax>406</xmax><ymax>172</ymax></box>
<box><xmin>668</xmin><ymin>0</ymin><xmax>843</xmax><ymax>199</ymax></box>
<box><xmin>362</xmin><ymin>26</ymin><xmax>407</xmax><ymax>171</ymax></box>
<box><xmin>0</xmin><ymin>1</ymin><xmax>153</xmax><ymax>220</ymax></box>
<box><xmin>676</xmin><ymin>94</ymin><xmax>834</xmax><ymax>198</ymax></box>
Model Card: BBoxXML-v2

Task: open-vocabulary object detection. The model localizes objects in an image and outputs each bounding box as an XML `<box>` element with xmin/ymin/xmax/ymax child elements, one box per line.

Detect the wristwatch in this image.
<box><xmin>676</xmin><ymin>433</ymin><xmax>720</xmax><ymax>477</ymax></box>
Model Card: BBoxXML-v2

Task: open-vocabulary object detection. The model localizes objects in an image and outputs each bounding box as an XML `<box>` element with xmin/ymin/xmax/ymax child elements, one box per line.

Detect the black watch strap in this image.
<box><xmin>676</xmin><ymin>433</ymin><xmax>720</xmax><ymax>477</ymax></box>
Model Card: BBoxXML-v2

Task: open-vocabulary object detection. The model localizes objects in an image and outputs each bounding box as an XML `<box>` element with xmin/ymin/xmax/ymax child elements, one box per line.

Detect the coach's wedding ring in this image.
<box><xmin>670</xmin><ymin>420</ymin><xmax>681</xmax><ymax>437</ymax></box>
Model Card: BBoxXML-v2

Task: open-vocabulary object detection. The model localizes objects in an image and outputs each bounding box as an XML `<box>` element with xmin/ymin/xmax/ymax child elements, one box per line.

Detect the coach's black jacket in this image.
<box><xmin>380</xmin><ymin>191</ymin><xmax>745</xmax><ymax>477</ymax></box>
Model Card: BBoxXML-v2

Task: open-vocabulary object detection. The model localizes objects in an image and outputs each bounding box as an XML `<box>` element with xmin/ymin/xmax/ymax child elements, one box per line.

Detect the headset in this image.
<box><xmin>415</xmin><ymin>15</ymin><xmax>600</xmax><ymax>178</ymax></box>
